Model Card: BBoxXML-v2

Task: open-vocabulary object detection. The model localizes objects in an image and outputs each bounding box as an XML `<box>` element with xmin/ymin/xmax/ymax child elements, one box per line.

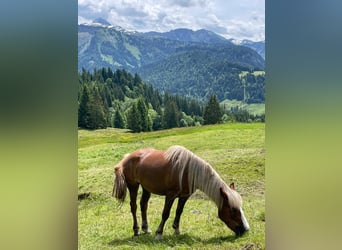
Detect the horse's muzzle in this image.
<box><xmin>235</xmin><ymin>225</ymin><xmax>249</xmax><ymax>237</ymax></box>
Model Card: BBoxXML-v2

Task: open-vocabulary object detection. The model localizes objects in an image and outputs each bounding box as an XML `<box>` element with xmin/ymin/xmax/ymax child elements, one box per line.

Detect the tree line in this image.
<box><xmin>78</xmin><ymin>67</ymin><xmax>264</xmax><ymax>132</ymax></box>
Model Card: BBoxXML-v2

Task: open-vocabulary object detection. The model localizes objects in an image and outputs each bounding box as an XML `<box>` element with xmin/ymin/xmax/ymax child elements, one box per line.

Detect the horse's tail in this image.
<box><xmin>113</xmin><ymin>158</ymin><xmax>127</xmax><ymax>203</ymax></box>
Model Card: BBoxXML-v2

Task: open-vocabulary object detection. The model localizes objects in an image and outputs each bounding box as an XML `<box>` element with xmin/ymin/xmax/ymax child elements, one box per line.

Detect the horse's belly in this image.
<box><xmin>138</xmin><ymin>175</ymin><xmax>178</xmax><ymax>195</ymax></box>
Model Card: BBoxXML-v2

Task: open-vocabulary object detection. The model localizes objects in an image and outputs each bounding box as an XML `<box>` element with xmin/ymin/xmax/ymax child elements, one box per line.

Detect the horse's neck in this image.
<box><xmin>189</xmin><ymin>164</ymin><xmax>225</xmax><ymax>209</ymax></box>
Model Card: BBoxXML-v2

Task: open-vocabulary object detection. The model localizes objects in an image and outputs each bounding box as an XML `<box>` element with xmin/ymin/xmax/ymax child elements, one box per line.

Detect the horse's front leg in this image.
<box><xmin>172</xmin><ymin>196</ymin><xmax>190</xmax><ymax>234</ymax></box>
<box><xmin>140</xmin><ymin>188</ymin><xmax>151</xmax><ymax>234</ymax></box>
<box><xmin>155</xmin><ymin>195</ymin><xmax>175</xmax><ymax>240</ymax></box>
<box><xmin>128</xmin><ymin>184</ymin><xmax>140</xmax><ymax>236</ymax></box>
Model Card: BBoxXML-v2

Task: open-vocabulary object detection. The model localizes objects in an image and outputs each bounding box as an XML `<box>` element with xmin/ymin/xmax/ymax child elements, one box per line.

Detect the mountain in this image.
<box><xmin>144</xmin><ymin>28</ymin><xmax>229</xmax><ymax>43</ymax></box>
<box><xmin>78</xmin><ymin>24</ymin><xmax>190</xmax><ymax>71</ymax></box>
<box><xmin>240</xmin><ymin>40</ymin><xmax>265</xmax><ymax>59</ymax></box>
<box><xmin>78</xmin><ymin>21</ymin><xmax>264</xmax><ymax>71</ymax></box>
<box><xmin>230</xmin><ymin>39</ymin><xmax>265</xmax><ymax>59</ymax></box>
<box><xmin>137</xmin><ymin>46</ymin><xmax>265</xmax><ymax>102</ymax></box>
<box><xmin>78</xmin><ymin>21</ymin><xmax>265</xmax><ymax>102</ymax></box>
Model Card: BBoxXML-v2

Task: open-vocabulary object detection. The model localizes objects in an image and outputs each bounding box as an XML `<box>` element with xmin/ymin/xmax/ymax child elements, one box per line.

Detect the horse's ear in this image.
<box><xmin>229</xmin><ymin>182</ymin><xmax>235</xmax><ymax>190</ymax></box>
<box><xmin>220</xmin><ymin>187</ymin><xmax>229</xmax><ymax>200</ymax></box>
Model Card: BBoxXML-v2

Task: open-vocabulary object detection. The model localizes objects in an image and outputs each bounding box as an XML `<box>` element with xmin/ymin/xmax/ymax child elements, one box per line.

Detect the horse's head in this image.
<box><xmin>218</xmin><ymin>183</ymin><xmax>250</xmax><ymax>236</ymax></box>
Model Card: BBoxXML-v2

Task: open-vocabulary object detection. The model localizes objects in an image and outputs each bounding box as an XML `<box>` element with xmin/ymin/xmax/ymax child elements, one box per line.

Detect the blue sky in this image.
<box><xmin>78</xmin><ymin>0</ymin><xmax>264</xmax><ymax>41</ymax></box>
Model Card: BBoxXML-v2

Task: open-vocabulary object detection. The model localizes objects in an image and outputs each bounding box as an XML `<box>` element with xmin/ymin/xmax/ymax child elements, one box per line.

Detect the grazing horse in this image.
<box><xmin>112</xmin><ymin>145</ymin><xmax>250</xmax><ymax>240</ymax></box>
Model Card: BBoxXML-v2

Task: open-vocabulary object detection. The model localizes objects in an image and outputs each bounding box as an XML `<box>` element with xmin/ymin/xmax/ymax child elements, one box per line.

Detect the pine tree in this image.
<box><xmin>203</xmin><ymin>95</ymin><xmax>222</xmax><ymax>125</ymax></box>
<box><xmin>189</xmin><ymin>99</ymin><xmax>202</xmax><ymax>116</ymax></box>
<box><xmin>137</xmin><ymin>98</ymin><xmax>151</xmax><ymax>132</ymax></box>
<box><xmin>152</xmin><ymin>107</ymin><xmax>163</xmax><ymax>131</ymax></box>
<box><xmin>127</xmin><ymin>102</ymin><xmax>142</xmax><ymax>132</ymax></box>
<box><xmin>78</xmin><ymin>85</ymin><xmax>90</xmax><ymax>128</ymax></box>
<box><xmin>134</xmin><ymin>73</ymin><xmax>142</xmax><ymax>85</ymax></box>
<box><xmin>162</xmin><ymin>101</ymin><xmax>179</xmax><ymax>129</ymax></box>
<box><xmin>113</xmin><ymin>109</ymin><xmax>125</xmax><ymax>128</ymax></box>
<box><xmin>87</xmin><ymin>86</ymin><xmax>107</xmax><ymax>129</ymax></box>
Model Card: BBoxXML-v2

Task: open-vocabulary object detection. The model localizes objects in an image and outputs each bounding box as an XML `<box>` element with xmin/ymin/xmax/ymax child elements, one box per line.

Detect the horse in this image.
<box><xmin>112</xmin><ymin>145</ymin><xmax>250</xmax><ymax>240</ymax></box>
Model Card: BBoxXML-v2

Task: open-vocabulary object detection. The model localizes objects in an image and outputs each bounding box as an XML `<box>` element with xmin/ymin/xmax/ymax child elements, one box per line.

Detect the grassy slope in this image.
<box><xmin>221</xmin><ymin>99</ymin><xmax>265</xmax><ymax>116</ymax></box>
<box><xmin>78</xmin><ymin>123</ymin><xmax>265</xmax><ymax>249</ymax></box>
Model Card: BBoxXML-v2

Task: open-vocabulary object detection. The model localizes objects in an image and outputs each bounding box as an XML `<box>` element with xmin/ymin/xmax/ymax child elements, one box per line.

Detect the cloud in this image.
<box><xmin>167</xmin><ymin>0</ymin><xmax>210</xmax><ymax>8</ymax></box>
<box><xmin>78</xmin><ymin>0</ymin><xmax>265</xmax><ymax>41</ymax></box>
<box><xmin>78</xmin><ymin>15</ymin><xmax>91</xmax><ymax>24</ymax></box>
<box><xmin>224</xmin><ymin>18</ymin><xmax>265</xmax><ymax>41</ymax></box>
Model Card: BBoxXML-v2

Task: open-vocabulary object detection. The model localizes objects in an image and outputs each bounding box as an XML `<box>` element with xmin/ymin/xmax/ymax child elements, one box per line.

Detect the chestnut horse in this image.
<box><xmin>112</xmin><ymin>145</ymin><xmax>250</xmax><ymax>240</ymax></box>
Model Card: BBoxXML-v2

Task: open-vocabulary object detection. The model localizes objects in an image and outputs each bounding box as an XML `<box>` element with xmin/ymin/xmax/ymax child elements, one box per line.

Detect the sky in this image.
<box><xmin>78</xmin><ymin>0</ymin><xmax>264</xmax><ymax>41</ymax></box>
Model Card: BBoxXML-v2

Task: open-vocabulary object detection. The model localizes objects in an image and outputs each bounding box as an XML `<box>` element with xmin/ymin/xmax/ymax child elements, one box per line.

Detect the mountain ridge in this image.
<box><xmin>78</xmin><ymin>20</ymin><xmax>265</xmax><ymax>103</ymax></box>
<box><xmin>78</xmin><ymin>23</ymin><xmax>264</xmax><ymax>71</ymax></box>
<box><xmin>144</xmin><ymin>28</ymin><xmax>230</xmax><ymax>44</ymax></box>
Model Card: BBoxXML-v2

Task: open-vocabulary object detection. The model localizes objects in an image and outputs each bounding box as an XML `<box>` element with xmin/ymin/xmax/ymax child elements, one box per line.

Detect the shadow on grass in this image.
<box><xmin>108</xmin><ymin>233</ymin><xmax>237</xmax><ymax>247</ymax></box>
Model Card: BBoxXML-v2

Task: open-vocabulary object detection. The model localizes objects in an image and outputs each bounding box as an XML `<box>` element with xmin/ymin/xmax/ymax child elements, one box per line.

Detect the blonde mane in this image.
<box><xmin>164</xmin><ymin>145</ymin><xmax>242</xmax><ymax>209</ymax></box>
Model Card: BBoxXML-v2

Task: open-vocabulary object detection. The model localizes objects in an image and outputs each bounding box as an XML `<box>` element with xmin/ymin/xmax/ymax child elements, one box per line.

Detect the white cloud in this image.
<box><xmin>78</xmin><ymin>0</ymin><xmax>264</xmax><ymax>41</ymax></box>
<box><xmin>78</xmin><ymin>15</ymin><xmax>91</xmax><ymax>24</ymax></box>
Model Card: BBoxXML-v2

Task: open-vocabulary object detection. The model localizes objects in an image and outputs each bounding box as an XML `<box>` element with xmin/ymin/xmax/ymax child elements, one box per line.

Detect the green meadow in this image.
<box><xmin>221</xmin><ymin>99</ymin><xmax>265</xmax><ymax>116</ymax></box>
<box><xmin>78</xmin><ymin>123</ymin><xmax>265</xmax><ymax>249</ymax></box>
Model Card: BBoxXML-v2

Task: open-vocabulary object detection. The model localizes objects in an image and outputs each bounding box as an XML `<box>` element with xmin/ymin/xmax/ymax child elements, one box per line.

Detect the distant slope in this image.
<box><xmin>230</xmin><ymin>39</ymin><xmax>265</xmax><ymax>59</ymax></box>
<box><xmin>78</xmin><ymin>21</ymin><xmax>265</xmax><ymax>103</ymax></box>
<box><xmin>138</xmin><ymin>44</ymin><xmax>265</xmax><ymax>102</ymax></box>
<box><xmin>78</xmin><ymin>23</ymin><xmax>264</xmax><ymax>72</ymax></box>
<box><xmin>221</xmin><ymin>99</ymin><xmax>265</xmax><ymax>116</ymax></box>
<box><xmin>240</xmin><ymin>40</ymin><xmax>265</xmax><ymax>59</ymax></box>
<box><xmin>144</xmin><ymin>28</ymin><xmax>229</xmax><ymax>43</ymax></box>
<box><xmin>78</xmin><ymin>24</ymin><xmax>189</xmax><ymax>71</ymax></box>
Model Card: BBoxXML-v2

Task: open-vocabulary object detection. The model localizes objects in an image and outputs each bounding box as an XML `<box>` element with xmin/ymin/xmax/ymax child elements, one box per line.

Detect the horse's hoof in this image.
<box><xmin>174</xmin><ymin>228</ymin><xmax>180</xmax><ymax>235</ymax></box>
<box><xmin>155</xmin><ymin>234</ymin><xmax>163</xmax><ymax>240</ymax></box>
<box><xmin>142</xmin><ymin>228</ymin><xmax>152</xmax><ymax>234</ymax></box>
<box><xmin>133</xmin><ymin>231</ymin><xmax>140</xmax><ymax>236</ymax></box>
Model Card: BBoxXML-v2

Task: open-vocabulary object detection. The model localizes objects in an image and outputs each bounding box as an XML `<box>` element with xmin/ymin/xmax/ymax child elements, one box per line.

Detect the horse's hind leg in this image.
<box><xmin>172</xmin><ymin>196</ymin><xmax>190</xmax><ymax>234</ymax></box>
<box><xmin>128</xmin><ymin>184</ymin><xmax>140</xmax><ymax>236</ymax></box>
<box><xmin>140</xmin><ymin>187</ymin><xmax>151</xmax><ymax>234</ymax></box>
<box><xmin>155</xmin><ymin>195</ymin><xmax>175</xmax><ymax>240</ymax></box>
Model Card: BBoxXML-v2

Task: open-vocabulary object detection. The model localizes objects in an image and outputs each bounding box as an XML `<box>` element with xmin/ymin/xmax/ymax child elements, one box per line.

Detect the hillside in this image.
<box><xmin>78</xmin><ymin>20</ymin><xmax>265</xmax><ymax>103</ymax></box>
<box><xmin>78</xmin><ymin>68</ymin><xmax>264</xmax><ymax>131</ymax></box>
<box><xmin>78</xmin><ymin>23</ymin><xmax>264</xmax><ymax>71</ymax></box>
<box><xmin>144</xmin><ymin>28</ymin><xmax>229</xmax><ymax>43</ymax></box>
<box><xmin>79</xmin><ymin>24</ymin><xmax>190</xmax><ymax>71</ymax></box>
<box><xmin>138</xmin><ymin>45</ymin><xmax>265</xmax><ymax>102</ymax></box>
<box><xmin>241</xmin><ymin>40</ymin><xmax>265</xmax><ymax>59</ymax></box>
<box><xmin>230</xmin><ymin>39</ymin><xmax>265</xmax><ymax>59</ymax></box>
<box><xmin>78</xmin><ymin>123</ymin><xmax>265</xmax><ymax>249</ymax></box>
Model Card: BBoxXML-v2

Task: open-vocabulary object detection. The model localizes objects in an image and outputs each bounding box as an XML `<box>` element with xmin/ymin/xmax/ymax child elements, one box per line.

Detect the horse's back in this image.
<box><xmin>135</xmin><ymin>149</ymin><xmax>179</xmax><ymax>195</ymax></box>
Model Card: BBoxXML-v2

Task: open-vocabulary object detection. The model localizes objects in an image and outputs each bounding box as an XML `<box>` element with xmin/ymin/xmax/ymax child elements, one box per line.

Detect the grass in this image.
<box><xmin>78</xmin><ymin>123</ymin><xmax>265</xmax><ymax>249</ymax></box>
<box><xmin>221</xmin><ymin>99</ymin><xmax>265</xmax><ymax>116</ymax></box>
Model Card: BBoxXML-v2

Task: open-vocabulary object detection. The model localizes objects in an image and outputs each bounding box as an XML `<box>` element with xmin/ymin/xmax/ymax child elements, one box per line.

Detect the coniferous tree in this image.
<box><xmin>151</xmin><ymin>109</ymin><xmax>162</xmax><ymax>131</ymax></box>
<box><xmin>87</xmin><ymin>86</ymin><xmax>107</xmax><ymax>129</ymax></box>
<box><xmin>113</xmin><ymin>109</ymin><xmax>125</xmax><ymax>128</ymax></box>
<box><xmin>127</xmin><ymin>102</ymin><xmax>142</xmax><ymax>132</ymax></box>
<box><xmin>137</xmin><ymin>98</ymin><xmax>152</xmax><ymax>131</ymax></box>
<box><xmin>162</xmin><ymin>101</ymin><xmax>179</xmax><ymax>129</ymax></box>
<box><xmin>103</xmin><ymin>85</ymin><xmax>112</xmax><ymax>107</ymax></box>
<box><xmin>203</xmin><ymin>95</ymin><xmax>222</xmax><ymax>125</ymax></box>
<box><xmin>78</xmin><ymin>85</ymin><xmax>90</xmax><ymax>128</ymax></box>
<box><xmin>77</xmin><ymin>67</ymin><xmax>210</xmax><ymax>131</ymax></box>
<box><xmin>134</xmin><ymin>73</ymin><xmax>142</xmax><ymax>85</ymax></box>
<box><xmin>137</xmin><ymin>98</ymin><xmax>150</xmax><ymax>132</ymax></box>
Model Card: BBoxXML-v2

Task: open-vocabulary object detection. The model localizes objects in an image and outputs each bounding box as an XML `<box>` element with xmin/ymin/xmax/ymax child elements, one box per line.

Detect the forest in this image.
<box><xmin>78</xmin><ymin>67</ymin><xmax>264</xmax><ymax>131</ymax></box>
